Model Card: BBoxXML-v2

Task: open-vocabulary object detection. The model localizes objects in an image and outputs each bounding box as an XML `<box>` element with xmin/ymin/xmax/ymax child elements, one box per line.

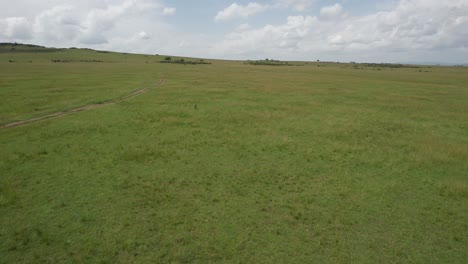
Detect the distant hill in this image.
<box><xmin>2</xmin><ymin>42</ymin><xmax>466</xmax><ymax>66</ymax></box>
<box><xmin>0</xmin><ymin>42</ymin><xmax>64</xmax><ymax>53</ymax></box>
<box><xmin>401</xmin><ymin>61</ymin><xmax>468</xmax><ymax>66</ymax></box>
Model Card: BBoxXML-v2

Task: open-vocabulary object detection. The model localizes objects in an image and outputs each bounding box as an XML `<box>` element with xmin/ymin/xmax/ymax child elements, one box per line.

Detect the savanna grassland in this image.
<box><xmin>0</xmin><ymin>44</ymin><xmax>467</xmax><ymax>263</ymax></box>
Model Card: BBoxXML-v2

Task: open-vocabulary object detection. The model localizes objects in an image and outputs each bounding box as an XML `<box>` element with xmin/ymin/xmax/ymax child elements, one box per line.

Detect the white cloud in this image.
<box><xmin>326</xmin><ymin>0</ymin><xmax>468</xmax><ymax>52</ymax></box>
<box><xmin>0</xmin><ymin>0</ymin><xmax>177</xmax><ymax>47</ymax></box>
<box><xmin>213</xmin><ymin>0</ymin><xmax>468</xmax><ymax>62</ymax></box>
<box><xmin>320</xmin><ymin>3</ymin><xmax>344</xmax><ymax>19</ymax></box>
<box><xmin>137</xmin><ymin>31</ymin><xmax>150</xmax><ymax>40</ymax></box>
<box><xmin>236</xmin><ymin>23</ymin><xmax>252</xmax><ymax>31</ymax></box>
<box><xmin>0</xmin><ymin>17</ymin><xmax>32</xmax><ymax>40</ymax></box>
<box><xmin>213</xmin><ymin>16</ymin><xmax>317</xmax><ymax>57</ymax></box>
<box><xmin>33</xmin><ymin>6</ymin><xmax>81</xmax><ymax>43</ymax></box>
<box><xmin>163</xmin><ymin>7</ymin><xmax>176</xmax><ymax>16</ymax></box>
<box><xmin>276</xmin><ymin>0</ymin><xmax>315</xmax><ymax>11</ymax></box>
<box><xmin>178</xmin><ymin>40</ymin><xmax>187</xmax><ymax>48</ymax></box>
<box><xmin>0</xmin><ymin>0</ymin><xmax>467</xmax><ymax>63</ymax></box>
<box><xmin>215</xmin><ymin>2</ymin><xmax>270</xmax><ymax>22</ymax></box>
<box><xmin>79</xmin><ymin>0</ymin><xmax>161</xmax><ymax>45</ymax></box>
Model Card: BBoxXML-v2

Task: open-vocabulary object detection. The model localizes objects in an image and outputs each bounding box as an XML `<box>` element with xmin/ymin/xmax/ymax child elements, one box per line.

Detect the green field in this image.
<box><xmin>1</xmin><ymin>44</ymin><xmax>467</xmax><ymax>263</ymax></box>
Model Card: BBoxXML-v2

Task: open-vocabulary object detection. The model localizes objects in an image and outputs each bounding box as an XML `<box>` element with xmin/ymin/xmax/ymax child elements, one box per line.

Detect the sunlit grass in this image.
<box><xmin>1</xmin><ymin>45</ymin><xmax>467</xmax><ymax>263</ymax></box>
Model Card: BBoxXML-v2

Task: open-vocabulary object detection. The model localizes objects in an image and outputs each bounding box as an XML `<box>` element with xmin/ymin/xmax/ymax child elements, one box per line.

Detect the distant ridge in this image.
<box><xmin>400</xmin><ymin>61</ymin><xmax>468</xmax><ymax>66</ymax></box>
<box><xmin>0</xmin><ymin>42</ymin><xmax>47</xmax><ymax>48</ymax></box>
<box><xmin>2</xmin><ymin>42</ymin><xmax>467</xmax><ymax>66</ymax></box>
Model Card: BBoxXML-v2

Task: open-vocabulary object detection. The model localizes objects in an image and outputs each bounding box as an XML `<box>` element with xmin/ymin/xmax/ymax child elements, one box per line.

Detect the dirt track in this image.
<box><xmin>0</xmin><ymin>76</ymin><xmax>166</xmax><ymax>129</ymax></box>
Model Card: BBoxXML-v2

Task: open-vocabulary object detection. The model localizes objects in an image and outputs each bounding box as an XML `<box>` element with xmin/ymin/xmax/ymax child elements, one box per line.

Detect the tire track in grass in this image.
<box><xmin>0</xmin><ymin>76</ymin><xmax>166</xmax><ymax>129</ymax></box>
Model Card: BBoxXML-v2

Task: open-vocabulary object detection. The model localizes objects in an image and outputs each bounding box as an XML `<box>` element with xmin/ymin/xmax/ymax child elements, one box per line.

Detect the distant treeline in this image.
<box><xmin>51</xmin><ymin>59</ymin><xmax>104</xmax><ymax>63</ymax></box>
<box><xmin>245</xmin><ymin>59</ymin><xmax>297</xmax><ymax>66</ymax></box>
<box><xmin>244</xmin><ymin>59</ymin><xmax>307</xmax><ymax>66</ymax></box>
<box><xmin>0</xmin><ymin>42</ymin><xmax>45</xmax><ymax>48</ymax></box>
<box><xmin>160</xmin><ymin>57</ymin><xmax>211</xmax><ymax>65</ymax></box>
<box><xmin>0</xmin><ymin>42</ymin><xmax>62</xmax><ymax>53</ymax></box>
<box><xmin>361</xmin><ymin>63</ymin><xmax>420</xmax><ymax>68</ymax></box>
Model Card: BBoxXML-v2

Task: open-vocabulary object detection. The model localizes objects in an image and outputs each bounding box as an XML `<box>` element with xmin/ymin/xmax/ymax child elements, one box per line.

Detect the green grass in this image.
<box><xmin>0</xmin><ymin>44</ymin><xmax>467</xmax><ymax>263</ymax></box>
<box><xmin>0</xmin><ymin>46</ymin><xmax>168</xmax><ymax>124</ymax></box>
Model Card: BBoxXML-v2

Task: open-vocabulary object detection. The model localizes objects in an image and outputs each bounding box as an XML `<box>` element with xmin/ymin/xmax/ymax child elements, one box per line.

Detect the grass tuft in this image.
<box><xmin>439</xmin><ymin>180</ymin><xmax>468</xmax><ymax>198</ymax></box>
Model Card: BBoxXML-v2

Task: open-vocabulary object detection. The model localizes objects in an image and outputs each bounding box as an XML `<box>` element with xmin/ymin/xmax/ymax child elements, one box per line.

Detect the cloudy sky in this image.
<box><xmin>1</xmin><ymin>0</ymin><xmax>467</xmax><ymax>63</ymax></box>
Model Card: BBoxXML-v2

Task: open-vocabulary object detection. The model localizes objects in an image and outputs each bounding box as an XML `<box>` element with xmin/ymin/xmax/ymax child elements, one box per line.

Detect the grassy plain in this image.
<box><xmin>0</xmin><ymin>44</ymin><xmax>467</xmax><ymax>263</ymax></box>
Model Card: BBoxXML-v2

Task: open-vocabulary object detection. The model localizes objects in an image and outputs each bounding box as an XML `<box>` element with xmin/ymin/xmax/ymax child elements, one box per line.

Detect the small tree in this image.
<box><xmin>165</xmin><ymin>56</ymin><xmax>172</xmax><ymax>61</ymax></box>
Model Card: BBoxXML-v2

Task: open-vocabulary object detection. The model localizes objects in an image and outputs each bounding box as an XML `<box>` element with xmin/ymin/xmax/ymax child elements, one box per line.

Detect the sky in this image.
<box><xmin>1</xmin><ymin>0</ymin><xmax>467</xmax><ymax>63</ymax></box>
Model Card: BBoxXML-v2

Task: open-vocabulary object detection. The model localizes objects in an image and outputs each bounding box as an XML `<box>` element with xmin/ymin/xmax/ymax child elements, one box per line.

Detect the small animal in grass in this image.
<box><xmin>194</xmin><ymin>104</ymin><xmax>198</xmax><ymax>110</ymax></box>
